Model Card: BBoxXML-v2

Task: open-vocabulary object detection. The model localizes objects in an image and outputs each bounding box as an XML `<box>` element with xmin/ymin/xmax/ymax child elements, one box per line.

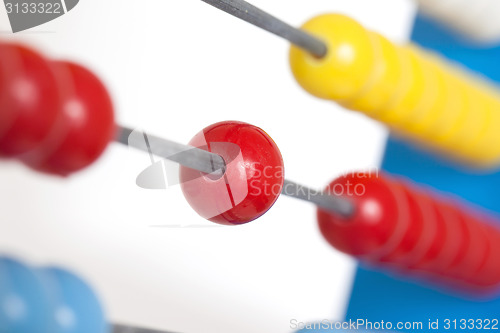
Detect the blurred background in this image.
<box><xmin>0</xmin><ymin>1</ymin><xmax>416</xmax><ymax>332</ymax></box>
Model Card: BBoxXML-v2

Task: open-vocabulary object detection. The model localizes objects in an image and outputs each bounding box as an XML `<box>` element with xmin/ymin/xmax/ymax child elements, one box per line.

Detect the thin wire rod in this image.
<box><xmin>116</xmin><ymin>125</ymin><xmax>226</xmax><ymax>176</ymax></box>
<box><xmin>115</xmin><ymin>125</ymin><xmax>354</xmax><ymax>217</ymax></box>
<box><xmin>199</xmin><ymin>0</ymin><xmax>328</xmax><ymax>58</ymax></box>
<box><xmin>282</xmin><ymin>179</ymin><xmax>353</xmax><ymax>217</ymax></box>
<box><xmin>112</xmin><ymin>324</ymin><xmax>176</xmax><ymax>333</ymax></box>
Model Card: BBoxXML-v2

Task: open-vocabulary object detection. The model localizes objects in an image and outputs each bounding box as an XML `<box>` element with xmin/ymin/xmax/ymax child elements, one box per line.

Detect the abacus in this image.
<box><xmin>2</xmin><ymin>0</ymin><xmax>500</xmax><ymax>332</ymax></box>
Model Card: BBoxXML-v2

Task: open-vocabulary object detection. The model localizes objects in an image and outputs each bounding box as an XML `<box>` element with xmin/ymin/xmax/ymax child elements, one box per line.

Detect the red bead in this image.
<box><xmin>179</xmin><ymin>121</ymin><xmax>284</xmax><ymax>225</ymax></box>
<box><xmin>473</xmin><ymin>223</ymin><xmax>500</xmax><ymax>288</ymax></box>
<box><xmin>318</xmin><ymin>172</ymin><xmax>500</xmax><ymax>295</ymax></box>
<box><xmin>0</xmin><ymin>43</ymin><xmax>61</xmax><ymax>156</ymax></box>
<box><xmin>377</xmin><ymin>183</ymin><xmax>427</xmax><ymax>266</ymax></box>
<box><xmin>403</xmin><ymin>190</ymin><xmax>444</xmax><ymax>269</ymax></box>
<box><xmin>452</xmin><ymin>213</ymin><xmax>489</xmax><ymax>282</ymax></box>
<box><xmin>463</xmin><ymin>216</ymin><xmax>500</xmax><ymax>288</ymax></box>
<box><xmin>317</xmin><ymin>173</ymin><xmax>403</xmax><ymax>257</ymax></box>
<box><xmin>419</xmin><ymin>202</ymin><xmax>466</xmax><ymax>276</ymax></box>
<box><xmin>22</xmin><ymin>61</ymin><xmax>115</xmax><ymax>176</ymax></box>
<box><xmin>437</xmin><ymin>205</ymin><xmax>471</xmax><ymax>278</ymax></box>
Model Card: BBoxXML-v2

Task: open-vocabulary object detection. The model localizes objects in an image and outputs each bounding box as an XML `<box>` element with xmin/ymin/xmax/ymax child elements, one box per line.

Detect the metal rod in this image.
<box><xmin>112</xmin><ymin>324</ymin><xmax>176</xmax><ymax>333</ymax></box>
<box><xmin>116</xmin><ymin>125</ymin><xmax>226</xmax><ymax>176</ymax></box>
<box><xmin>115</xmin><ymin>125</ymin><xmax>354</xmax><ymax>217</ymax></box>
<box><xmin>282</xmin><ymin>179</ymin><xmax>354</xmax><ymax>217</ymax></box>
<box><xmin>199</xmin><ymin>0</ymin><xmax>328</xmax><ymax>58</ymax></box>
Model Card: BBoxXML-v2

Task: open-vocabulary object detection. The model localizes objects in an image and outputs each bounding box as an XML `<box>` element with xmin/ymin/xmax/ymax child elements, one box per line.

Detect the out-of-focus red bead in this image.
<box><xmin>378</xmin><ymin>183</ymin><xmax>427</xmax><ymax>266</ymax></box>
<box><xmin>466</xmin><ymin>221</ymin><xmax>500</xmax><ymax>288</ymax></box>
<box><xmin>317</xmin><ymin>173</ymin><xmax>403</xmax><ymax>257</ymax></box>
<box><xmin>452</xmin><ymin>213</ymin><xmax>490</xmax><ymax>283</ymax></box>
<box><xmin>420</xmin><ymin>202</ymin><xmax>465</xmax><ymax>275</ymax></box>
<box><xmin>22</xmin><ymin>61</ymin><xmax>115</xmax><ymax>176</ymax></box>
<box><xmin>179</xmin><ymin>121</ymin><xmax>284</xmax><ymax>225</ymax></box>
<box><xmin>0</xmin><ymin>44</ymin><xmax>61</xmax><ymax>156</ymax></box>
<box><xmin>405</xmin><ymin>192</ymin><xmax>445</xmax><ymax>269</ymax></box>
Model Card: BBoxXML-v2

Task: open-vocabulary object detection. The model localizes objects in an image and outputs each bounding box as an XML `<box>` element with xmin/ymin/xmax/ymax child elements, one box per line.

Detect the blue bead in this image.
<box><xmin>39</xmin><ymin>267</ymin><xmax>109</xmax><ymax>333</ymax></box>
<box><xmin>0</xmin><ymin>257</ymin><xmax>54</xmax><ymax>332</ymax></box>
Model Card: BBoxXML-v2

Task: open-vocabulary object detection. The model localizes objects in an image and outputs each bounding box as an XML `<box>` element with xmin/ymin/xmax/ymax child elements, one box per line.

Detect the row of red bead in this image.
<box><xmin>0</xmin><ymin>43</ymin><xmax>115</xmax><ymax>176</ymax></box>
<box><xmin>318</xmin><ymin>173</ymin><xmax>500</xmax><ymax>294</ymax></box>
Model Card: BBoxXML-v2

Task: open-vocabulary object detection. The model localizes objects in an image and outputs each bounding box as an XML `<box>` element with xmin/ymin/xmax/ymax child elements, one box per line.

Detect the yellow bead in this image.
<box><xmin>425</xmin><ymin>73</ymin><xmax>468</xmax><ymax>147</ymax></box>
<box><xmin>341</xmin><ymin>32</ymin><xmax>402</xmax><ymax>116</ymax></box>
<box><xmin>384</xmin><ymin>46</ymin><xmax>440</xmax><ymax>129</ymax></box>
<box><xmin>290</xmin><ymin>13</ymin><xmax>500</xmax><ymax>168</ymax></box>
<box><xmin>407</xmin><ymin>56</ymin><xmax>461</xmax><ymax>140</ymax></box>
<box><xmin>289</xmin><ymin>14</ymin><xmax>378</xmax><ymax>101</ymax></box>
<box><xmin>465</xmin><ymin>97</ymin><xmax>500</xmax><ymax>166</ymax></box>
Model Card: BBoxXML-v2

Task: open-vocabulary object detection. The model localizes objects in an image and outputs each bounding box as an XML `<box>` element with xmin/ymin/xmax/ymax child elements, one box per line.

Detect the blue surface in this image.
<box><xmin>345</xmin><ymin>13</ymin><xmax>500</xmax><ymax>332</ymax></box>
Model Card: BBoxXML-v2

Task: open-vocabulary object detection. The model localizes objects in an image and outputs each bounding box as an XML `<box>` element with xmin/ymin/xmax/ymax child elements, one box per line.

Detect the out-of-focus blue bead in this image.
<box><xmin>39</xmin><ymin>267</ymin><xmax>109</xmax><ymax>333</ymax></box>
<box><xmin>0</xmin><ymin>257</ymin><xmax>54</xmax><ymax>333</ymax></box>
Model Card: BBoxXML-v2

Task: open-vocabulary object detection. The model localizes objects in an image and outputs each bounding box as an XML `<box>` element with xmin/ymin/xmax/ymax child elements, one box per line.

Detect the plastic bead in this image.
<box><xmin>340</xmin><ymin>32</ymin><xmax>404</xmax><ymax>116</ymax></box>
<box><xmin>289</xmin><ymin>14</ymin><xmax>378</xmax><ymax>101</ymax></box>
<box><xmin>0</xmin><ymin>257</ymin><xmax>108</xmax><ymax>333</ymax></box>
<box><xmin>474</xmin><ymin>223</ymin><xmax>500</xmax><ymax>287</ymax></box>
<box><xmin>317</xmin><ymin>172</ymin><xmax>500</xmax><ymax>294</ymax></box>
<box><xmin>40</xmin><ymin>267</ymin><xmax>108</xmax><ymax>333</ymax></box>
<box><xmin>0</xmin><ymin>258</ymin><xmax>53</xmax><ymax>332</ymax></box>
<box><xmin>377</xmin><ymin>184</ymin><xmax>436</xmax><ymax>268</ymax></box>
<box><xmin>290</xmin><ymin>13</ymin><xmax>500</xmax><ymax>167</ymax></box>
<box><xmin>22</xmin><ymin>61</ymin><xmax>116</xmax><ymax>176</ymax></box>
<box><xmin>180</xmin><ymin>121</ymin><xmax>284</xmax><ymax>225</ymax></box>
<box><xmin>411</xmin><ymin>201</ymin><xmax>464</xmax><ymax>274</ymax></box>
<box><xmin>0</xmin><ymin>44</ymin><xmax>61</xmax><ymax>157</ymax></box>
<box><xmin>317</xmin><ymin>173</ymin><xmax>403</xmax><ymax>257</ymax></box>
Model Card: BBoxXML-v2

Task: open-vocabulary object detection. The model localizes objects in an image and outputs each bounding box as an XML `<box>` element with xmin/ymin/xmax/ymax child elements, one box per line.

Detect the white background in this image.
<box><xmin>0</xmin><ymin>1</ymin><xmax>415</xmax><ymax>332</ymax></box>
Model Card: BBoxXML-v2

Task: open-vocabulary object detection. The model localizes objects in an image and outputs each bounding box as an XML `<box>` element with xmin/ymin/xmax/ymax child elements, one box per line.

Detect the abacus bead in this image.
<box><xmin>289</xmin><ymin>14</ymin><xmax>378</xmax><ymax>101</ymax></box>
<box><xmin>436</xmin><ymin>205</ymin><xmax>469</xmax><ymax>274</ymax></box>
<box><xmin>418</xmin><ymin>202</ymin><xmax>465</xmax><ymax>274</ymax></box>
<box><xmin>0</xmin><ymin>257</ymin><xmax>53</xmax><ymax>332</ymax></box>
<box><xmin>381</xmin><ymin>47</ymin><xmax>428</xmax><ymax>127</ymax></box>
<box><xmin>179</xmin><ymin>121</ymin><xmax>284</xmax><ymax>225</ymax></box>
<box><xmin>0</xmin><ymin>44</ymin><xmax>61</xmax><ymax>156</ymax></box>
<box><xmin>449</xmin><ymin>213</ymin><xmax>489</xmax><ymax>282</ymax></box>
<box><xmin>473</xmin><ymin>223</ymin><xmax>500</xmax><ymax>288</ymax></box>
<box><xmin>317</xmin><ymin>173</ymin><xmax>401</xmax><ymax>257</ymax></box>
<box><xmin>40</xmin><ymin>267</ymin><xmax>108</xmax><ymax>333</ymax></box>
<box><xmin>402</xmin><ymin>189</ymin><xmax>442</xmax><ymax>269</ymax></box>
<box><xmin>341</xmin><ymin>32</ymin><xmax>403</xmax><ymax>115</ymax></box>
<box><xmin>22</xmin><ymin>61</ymin><xmax>115</xmax><ymax>176</ymax></box>
<box><xmin>290</xmin><ymin>14</ymin><xmax>500</xmax><ymax>167</ymax></box>
<box><xmin>377</xmin><ymin>183</ymin><xmax>425</xmax><ymax>265</ymax></box>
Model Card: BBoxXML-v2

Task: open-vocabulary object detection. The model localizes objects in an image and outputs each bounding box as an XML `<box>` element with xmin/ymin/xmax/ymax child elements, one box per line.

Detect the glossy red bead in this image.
<box><xmin>0</xmin><ymin>43</ymin><xmax>61</xmax><ymax>156</ymax></box>
<box><xmin>179</xmin><ymin>121</ymin><xmax>284</xmax><ymax>225</ymax></box>
<box><xmin>317</xmin><ymin>173</ymin><xmax>403</xmax><ymax>257</ymax></box>
<box><xmin>22</xmin><ymin>61</ymin><xmax>115</xmax><ymax>176</ymax></box>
